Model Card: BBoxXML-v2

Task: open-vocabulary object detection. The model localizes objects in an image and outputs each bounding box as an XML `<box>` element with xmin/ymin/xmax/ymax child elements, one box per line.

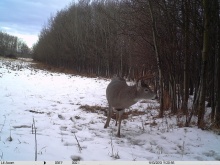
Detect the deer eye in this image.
<box><xmin>144</xmin><ymin>89</ymin><xmax>149</xmax><ymax>92</ymax></box>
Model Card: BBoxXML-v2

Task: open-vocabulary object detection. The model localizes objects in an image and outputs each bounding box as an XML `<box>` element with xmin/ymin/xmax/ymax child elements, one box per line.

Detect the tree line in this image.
<box><xmin>32</xmin><ymin>0</ymin><xmax>220</xmax><ymax>129</ymax></box>
<box><xmin>0</xmin><ymin>31</ymin><xmax>31</xmax><ymax>58</ymax></box>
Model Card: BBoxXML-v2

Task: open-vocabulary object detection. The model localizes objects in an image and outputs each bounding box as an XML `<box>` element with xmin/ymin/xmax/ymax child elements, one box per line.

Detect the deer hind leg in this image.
<box><xmin>104</xmin><ymin>106</ymin><xmax>113</xmax><ymax>128</ymax></box>
<box><xmin>116</xmin><ymin>109</ymin><xmax>124</xmax><ymax>138</ymax></box>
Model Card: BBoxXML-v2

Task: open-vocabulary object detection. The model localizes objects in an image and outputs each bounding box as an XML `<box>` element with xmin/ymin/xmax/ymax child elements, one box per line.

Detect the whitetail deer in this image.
<box><xmin>104</xmin><ymin>76</ymin><xmax>156</xmax><ymax>137</ymax></box>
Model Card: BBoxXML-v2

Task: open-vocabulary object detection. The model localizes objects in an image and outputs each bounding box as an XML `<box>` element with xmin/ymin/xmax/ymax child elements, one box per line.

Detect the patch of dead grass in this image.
<box><xmin>79</xmin><ymin>104</ymin><xmax>108</xmax><ymax>113</ymax></box>
<box><xmin>31</xmin><ymin>62</ymin><xmax>98</xmax><ymax>78</ymax></box>
<box><xmin>79</xmin><ymin>104</ymin><xmax>148</xmax><ymax>120</ymax></box>
<box><xmin>31</xmin><ymin>62</ymin><xmax>76</xmax><ymax>74</ymax></box>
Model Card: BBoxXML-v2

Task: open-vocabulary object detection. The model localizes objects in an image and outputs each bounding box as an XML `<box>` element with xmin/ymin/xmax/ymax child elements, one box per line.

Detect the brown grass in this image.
<box><xmin>31</xmin><ymin>62</ymin><xmax>77</xmax><ymax>75</ymax></box>
<box><xmin>31</xmin><ymin>61</ymin><xmax>98</xmax><ymax>78</ymax></box>
<box><xmin>79</xmin><ymin>104</ymin><xmax>147</xmax><ymax>120</ymax></box>
<box><xmin>79</xmin><ymin>104</ymin><xmax>108</xmax><ymax>113</ymax></box>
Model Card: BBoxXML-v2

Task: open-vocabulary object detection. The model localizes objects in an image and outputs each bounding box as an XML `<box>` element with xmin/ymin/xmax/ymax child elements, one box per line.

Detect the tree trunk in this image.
<box><xmin>182</xmin><ymin>0</ymin><xmax>190</xmax><ymax>115</ymax></box>
<box><xmin>148</xmin><ymin>0</ymin><xmax>164</xmax><ymax>117</ymax></box>
<box><xmin>215</xmin><ymin>57</ymin><xmax>220</xmax><ymax>127</ymax></box>
<box><xmin>197</xmin><ymin>0</ymin><xmax>210</xmax><ymax>128</ymax></box>
<box><xmin>214</xmin><ymin>0</ymin><xmax>220</xmax><ymax>127</ymax></box>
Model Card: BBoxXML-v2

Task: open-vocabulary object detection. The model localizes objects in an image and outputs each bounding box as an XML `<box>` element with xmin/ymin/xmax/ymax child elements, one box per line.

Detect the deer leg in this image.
<box><xmin>115</xmin><ymin>111</ymin><xmax>119</xmax><ymax>126</ymax></box>
<box><xmin>104</xmin><ymin>106</ymin><xmax>113</xmax><ymax>128</ymax></box>
<box><xmin>116</xmin><ymin>109</ymin><xmax>124</xmax><ymax>138</ymax></box>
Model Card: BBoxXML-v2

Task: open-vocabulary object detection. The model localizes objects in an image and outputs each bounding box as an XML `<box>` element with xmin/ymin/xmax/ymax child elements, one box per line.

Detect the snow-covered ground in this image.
<box><xmin>0</xmin><ymin>57</ymin><xmax>220</xmax><ymax>161</ymax></box>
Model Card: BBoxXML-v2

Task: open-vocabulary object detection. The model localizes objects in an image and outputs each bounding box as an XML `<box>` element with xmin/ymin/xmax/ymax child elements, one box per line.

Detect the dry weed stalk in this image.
<box><xmin>0</xmin><ymin>115</ymin><xmax>6</xmax><ymax>141</ymax></box>
<box><xmin>0</xmin><ymin>115</ymin><xmax>6</xmax><ymax>133</ymax></box>
<box><xmin>73</xmin><ymin>133</ymin><xmax>82</xmax><ymax>153</ymax></box>
<box><xmin>32</xmin><ymin>117</ymin><xmax>37</xmax><ymax>161</ymax></box>
<box><xmin>181</xmin><ymin>128</ymin><xmax>187</xmax><ymax>158</ymax></box>
<box><xmin>0</xmin><ymin>149</ymin><xmax>3</xmax><ymax>160</ymax></box>
<box><xmin>109</xmin><ymin>129</ymin><xmax>120</xmax><ymax>159</ymax></box>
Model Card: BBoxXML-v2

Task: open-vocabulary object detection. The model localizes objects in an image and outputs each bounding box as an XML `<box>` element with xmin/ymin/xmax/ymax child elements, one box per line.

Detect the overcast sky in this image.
<box><xmin>0</xmin><ymin>0</ymin><xmax>75</xmax><ymax>48</ymax></box>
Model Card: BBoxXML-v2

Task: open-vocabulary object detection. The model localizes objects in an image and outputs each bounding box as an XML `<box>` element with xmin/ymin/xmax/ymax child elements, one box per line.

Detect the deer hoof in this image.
<box><xmin>116</xmin><ymin>134</ymin><xmax>121</xmax><ymax>138</ymax></box>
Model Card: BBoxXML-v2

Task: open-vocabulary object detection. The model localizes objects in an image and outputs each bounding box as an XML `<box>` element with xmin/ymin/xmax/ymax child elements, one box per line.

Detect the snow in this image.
<box><xmin>0</xmin><ymin>57</ymin><xmax>220</xmax><ymax>161</ymax></box>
